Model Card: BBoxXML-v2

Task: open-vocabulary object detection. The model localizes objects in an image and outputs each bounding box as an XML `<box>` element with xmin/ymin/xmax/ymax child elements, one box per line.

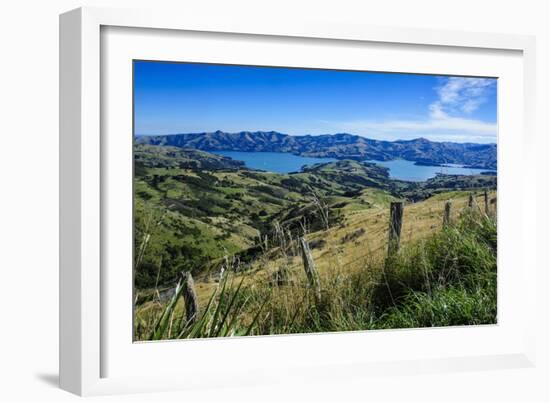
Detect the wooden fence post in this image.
<box><xmin>443</xmin><ymin>200</ymin><xmax>452</xmax><ymax>227</ymax></box>
<box><xmin>490</xmin><ymin>197</ymin><xmax>497</xmax><ymax>213</ymax></box>
<box><xmin>181</xmin><ymin>271</ymin><xmax>199</xmax><ymax>325</ymax></box>
<box><xmin>468</xmin><ymin>193</ymin><xmax>474</xmax><ymax>209</ymax></box>
<box><xmin>299</xmin><ymin>237</ymin><xmax>321</xmax><ymax>302</ymax></box>
<box><xmin>483</xmin><ymin>189</ymin><xmax>489</xmax><ymax>214</ymax></box>
<box><xmin>387</xmin><ymin>201</ymin><xmax>404</xmax><ymax>256</ymax></box>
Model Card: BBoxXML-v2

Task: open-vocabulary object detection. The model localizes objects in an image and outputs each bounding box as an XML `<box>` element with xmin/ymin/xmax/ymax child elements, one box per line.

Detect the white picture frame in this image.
<box><xmin>60</xmin><ymin>6</ymin><xmax>537</xmax><ymax>396</ymax></box>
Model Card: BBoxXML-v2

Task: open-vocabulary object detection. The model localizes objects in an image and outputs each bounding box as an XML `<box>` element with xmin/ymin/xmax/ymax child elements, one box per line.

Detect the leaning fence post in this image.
<box><xmin>483</xmin><ymin>189</ymin><xmax>489</xmax><ymax>214</ymax></box>
<box><xmin>443</xmin><ymin>200</ymin><xmax>452</xmax><ymax>227</ymax></box>
<box><xmin>387</xmin><ymin>201</ymin><xmax>404</xmax><ymax>256</ymax></box>
<box><xmin>299</xmin><ymin>237</ymin><xmax>321</xmax><ymax>303</ymax></box>
<box><xmin>490</xmin><ymin>197</ymin><xmax>497</xmax><ymax>213</ymax></box>
<box><xmin>181</xmin><ymin>271</ymin><xmax>199</xmax><ymax>325</ymax></box>
<box><xmin>468</xmin><ymin>193</ymin><xmax>474</xmax><ymax>209</ymax></box>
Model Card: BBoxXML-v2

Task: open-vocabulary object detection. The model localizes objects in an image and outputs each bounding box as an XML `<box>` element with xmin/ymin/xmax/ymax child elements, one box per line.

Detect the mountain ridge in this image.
<box><xmin>135</xmin><ymin>130</ymin><xmax>497</xmax><ymax>170</ymax></box>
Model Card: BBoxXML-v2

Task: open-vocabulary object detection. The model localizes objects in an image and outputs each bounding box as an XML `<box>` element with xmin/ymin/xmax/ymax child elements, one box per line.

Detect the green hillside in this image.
<box><xmin>135</xmin><ymin>189</ymin><xmax>497</xmax><ymax>340</ymax></box>
<box><xmin>134</xmin><ymin>144</ymin><xmax>496</xmax><ymax>294</ymax></box>
<box><xmin>133</xmin><ymin>142</ymin><xmax>498</xmax><ymax>339</ymax></box>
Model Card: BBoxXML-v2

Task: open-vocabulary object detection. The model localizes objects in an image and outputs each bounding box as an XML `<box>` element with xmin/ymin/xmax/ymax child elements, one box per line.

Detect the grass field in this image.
<box><xmin>134</xmin><ymin>186</ymin><xmax>497</xmax><ymax>340</ymax></box>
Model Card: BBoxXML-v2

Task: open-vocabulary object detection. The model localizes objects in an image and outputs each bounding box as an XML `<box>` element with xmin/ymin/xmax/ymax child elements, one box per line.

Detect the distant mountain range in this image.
<box><xmin>135</xmin><ymin>130</ymin><xmax>497</xmax><ymax>170</ymax></box>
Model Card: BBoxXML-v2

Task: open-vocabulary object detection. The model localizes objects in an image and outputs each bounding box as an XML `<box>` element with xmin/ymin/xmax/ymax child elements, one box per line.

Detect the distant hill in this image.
<box><xmin>134</xmin><ymin>144</ymin><xmax>244</xmax><ymax>171</ymax></box>
<box><xmin>135</xmin><ymin>130</ymin><xmax>497</xmax><ymax>170</ymax></box>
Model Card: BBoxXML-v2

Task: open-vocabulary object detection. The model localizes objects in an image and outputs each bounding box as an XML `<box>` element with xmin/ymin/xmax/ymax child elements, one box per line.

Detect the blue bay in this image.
<box><xmin>210</xmin><ymin>151</ymin><xmax>494</xmax><ymax>181</ymax></box>
<box><xmin>366</xmin><ymin>159</ymin><xmax>495</xmax><ymax>182</ymax></box>
<box><xmin>210</xmin><ymin>151</ymin><xmax>336</xmax><ymax>174</ymax></box>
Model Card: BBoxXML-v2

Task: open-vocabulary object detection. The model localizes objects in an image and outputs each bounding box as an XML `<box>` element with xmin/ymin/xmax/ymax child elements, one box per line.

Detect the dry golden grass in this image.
<box><xmin>135</xmin><ymin>189</ymin><xmax>496</xmax><ymax>333</ymax></box>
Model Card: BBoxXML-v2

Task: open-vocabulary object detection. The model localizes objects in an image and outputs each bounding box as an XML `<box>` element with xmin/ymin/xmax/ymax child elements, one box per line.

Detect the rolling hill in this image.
<box><xmin>133</xmin><ymin>144</ymin><xmax>498</xmax><ymax>339</ymax></box>
<box><xmin>134</xmin><ymin>145</ymin><xmax>496</xmax><ymax>289</ymax></box>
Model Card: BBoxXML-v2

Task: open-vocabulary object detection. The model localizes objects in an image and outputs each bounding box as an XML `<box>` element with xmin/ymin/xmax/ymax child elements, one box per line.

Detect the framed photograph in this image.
<box><xmin>60</xmin><ymin>7</ymin><xmax>537</xmax><ymax>396</ymax></box>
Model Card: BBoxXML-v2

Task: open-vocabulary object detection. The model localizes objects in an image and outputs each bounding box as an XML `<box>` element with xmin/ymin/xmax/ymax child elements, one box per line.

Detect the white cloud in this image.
<box><xmin>331</xmin><ymin>116</ymin><xmax>497</xmax><ymax>143</ymax></box>
<box><xmin>322</xmin><ymin>77</ymin><xmax>497</xmax><ymax>143</ymax></box>
<box><xmin>430</xmin><ymin>77</ymin><xmax>495</xmax><ymax>118</ymax></box>
<box><xmin>347</xmin><ymin>116</ymin><xmax>496</xmax><ymax>135</ymax></box>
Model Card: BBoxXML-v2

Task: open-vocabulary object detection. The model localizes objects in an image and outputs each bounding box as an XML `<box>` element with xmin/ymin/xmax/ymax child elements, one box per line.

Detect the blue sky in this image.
<box><xmin>134</xmin><ymin>61</ymin><xmax>497</xmax><ymax>144</ymax></box>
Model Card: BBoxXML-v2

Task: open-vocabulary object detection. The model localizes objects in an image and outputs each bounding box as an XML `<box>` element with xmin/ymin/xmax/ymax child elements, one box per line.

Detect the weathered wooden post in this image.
<box><xmin>483</xmin><ymin>189</ymin><xmax>489</xmax><ymax>214</ymax></box>
<box><xmin>468</xmin><ymin>193</ymin><xmax>474</xmax><ymax>209</ymax></box>
<box><xmin>443</xmin><ymin>200</ymin><xmax>452</xmax><ymax>227</ymax></box>
<box><xmin>287</xmin><ymin>229</ymin><xmax>297</xmax><ymax>256</ymax></box>
<box><xmin>299</xmin><ymin>237</ymin><xmax>321</xmax><ymax>303</ymax></box>
<box><xmin>273</xmin><ymin>264</ymin><xmax>290</xmax><ymax>286</ymax></box>
<box><xmin>181</xmin><ymin>271</ymin><xmax>200</xmax><ymax>325</ymax></box>
<box><xmin>387</xmin><ymin>201</ymin><xmax>404</xmax><ymax>256</ymax></box>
